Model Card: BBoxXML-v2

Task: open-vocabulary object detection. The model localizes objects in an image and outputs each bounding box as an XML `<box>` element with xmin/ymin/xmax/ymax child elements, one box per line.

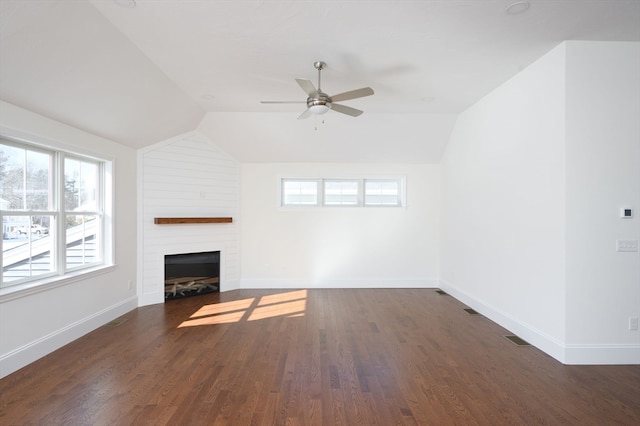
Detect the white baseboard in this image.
<box><xmin>564</xmin><ymin>344</ymin><xmax>640</xmax><ymax>365</ymax></box>
<box><xmin>0</xmin><ymin>296</ymin><xmax>138</xmax><ymax>379</ymax></box>
<box><xmin>239</xmin><ymin>278</ymin><xmax>438</xmax><ymax>289</ymax></box>
<box><xmin>439</xmin><ymin>280</ymin><xmax>640</xmax><ymax>365</ymax></box>
<box><xmin>141</xmin><ymin>279</ymin><xmax>434</xmax><ymax>300</ymax></box>
<box><xmin>438</xmin><ymin>279</ymin><xmax>567</xmax><ymax>363</ymax></box>
<box><xmin>220</xmin><ymin>279</ymin><xmax>241</xmax><ymax>292</ymax></box>
<box><xmin>138</xmin><ymin>290</ymin><xmax>163</xmax><ymax>307</ymax></box>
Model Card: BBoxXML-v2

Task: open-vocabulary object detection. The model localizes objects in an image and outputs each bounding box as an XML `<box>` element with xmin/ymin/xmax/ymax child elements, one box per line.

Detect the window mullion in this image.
<box><xmin>56</xmin><ymin>152</ymin><xmax>65</xmax><ymax>276</ymax></box>
<box><xmin>96</xmin><ymin>162</ymin><xmax>104</xmax><ymax>263</ymax></box>
<box><xmin>319</xmin><ymin>178</ymin><xmax>325</xmax><ymax>206</ymax></box>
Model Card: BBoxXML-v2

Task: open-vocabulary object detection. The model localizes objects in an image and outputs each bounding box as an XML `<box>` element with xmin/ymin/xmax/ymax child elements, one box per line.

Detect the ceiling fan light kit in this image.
<box><xmin>261</xmin><ymin>60</ymin><xmax>374</xmax><ymax>119</ymax></box>
<box><xmin>308</xmin><ymin>103</ymin><xmax>330</xmax><ymax>115</ymax></box>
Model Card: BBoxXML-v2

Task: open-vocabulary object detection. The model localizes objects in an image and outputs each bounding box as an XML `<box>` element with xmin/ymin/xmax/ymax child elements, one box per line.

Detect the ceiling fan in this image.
<box><xmin>261</xmin><ymin>61</ymin><xmax>374</xmax><ymax>119</ymax></box>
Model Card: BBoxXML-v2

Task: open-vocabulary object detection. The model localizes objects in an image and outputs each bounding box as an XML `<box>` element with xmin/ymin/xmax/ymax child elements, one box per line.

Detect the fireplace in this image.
<box><xmin>164</xmin><ymin>250</ymin><xmax>220</xmax><ymax>300</ymax></box>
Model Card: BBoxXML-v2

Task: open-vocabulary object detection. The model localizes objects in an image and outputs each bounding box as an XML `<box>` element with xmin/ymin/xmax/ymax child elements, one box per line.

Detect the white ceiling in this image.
<box><xmin>1</xmin><ymin>0</ymin><xmax>639</xmax><ymax>162</ymax></box>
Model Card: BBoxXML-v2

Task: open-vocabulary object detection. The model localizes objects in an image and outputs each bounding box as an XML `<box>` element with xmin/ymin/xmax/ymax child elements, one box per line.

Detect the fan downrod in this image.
<box><xmin>313</xmin><ymin>61</ymin><xmax>326</xmax><ymax>91</ymax></box>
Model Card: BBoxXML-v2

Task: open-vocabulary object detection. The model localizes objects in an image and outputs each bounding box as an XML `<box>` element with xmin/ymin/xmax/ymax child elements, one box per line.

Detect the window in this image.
<box><xmin>364</xmin><ymin>179</ymin><xmax>401</xmax><ymax>206</ymax></box>
<box><xmin>281</xmin><ymin>177</ymin><xmax>404</xmax><ymax>207</ymax></box>
<box><xmin>324</xmin><ymin>180</ymin><xmax>359</xmax><ymax>206</ymax></box>
<box><xmin>282</xmin><ymin>179</ymin><xmax>319</xmax><ymax>206</ymax></box>
<box><xmin>1</xmin><ymin>138</ymin><xmax>110</xmax><ymax>288</ymax></box>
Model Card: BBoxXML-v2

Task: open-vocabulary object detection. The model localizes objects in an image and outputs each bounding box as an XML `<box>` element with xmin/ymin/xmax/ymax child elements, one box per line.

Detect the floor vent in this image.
<box><xmin>105</xmin><ymin>318</ymin><xmax>128</xmax><ymax>327</ymax></box>
<box><xmin>435</xmin><ymin>289</ymin><xmax>448</xmax><ymax>295</ymax></box>
<box><xmin>463</xmin><ymin>308</ymin><xmax>480</xmax><ymax>315</ymax></box>
<box><xmin>504</xmin><ymin>335</ymin><xmax>531</xmax><ymax>346</ymax></box>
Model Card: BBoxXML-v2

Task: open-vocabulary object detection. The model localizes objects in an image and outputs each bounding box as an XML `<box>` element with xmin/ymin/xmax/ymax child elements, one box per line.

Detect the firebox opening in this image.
<box><xmin>164</xmin><ymin>250</ymin><xmax>220</xmax><ymax>300</ymax></box>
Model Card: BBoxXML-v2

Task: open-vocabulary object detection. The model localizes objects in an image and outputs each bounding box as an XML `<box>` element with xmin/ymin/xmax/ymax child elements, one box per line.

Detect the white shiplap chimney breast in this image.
<box><xmin>139</xmin><ymin>132</ymin><xmax>240</xmax><ymax>306</ymax></box>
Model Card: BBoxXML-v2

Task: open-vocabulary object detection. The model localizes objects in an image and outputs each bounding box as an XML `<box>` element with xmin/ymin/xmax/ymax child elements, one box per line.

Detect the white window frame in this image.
<box><xmin>280</xmin><ymin>177</ymin><xmax>405</xmax><ymax>208</ymax></box>
<box><xmin>363</xmin><ymin>179</ymin><xmax>403</xmax><ymax>207</ymax></box>
<box><xmin>1</xmin><ymin>136</ymin><xmax>113</xmax><ymax>293</ymax></box>
<box><xmin>323</xmin><ymin>179</ymin><xmax>361</xmax><ymax>206</ymax></box>
<box><xmin>281</xmin><ymin>178</ymin><xmax>320</xmax><ymax>206</ymax></box>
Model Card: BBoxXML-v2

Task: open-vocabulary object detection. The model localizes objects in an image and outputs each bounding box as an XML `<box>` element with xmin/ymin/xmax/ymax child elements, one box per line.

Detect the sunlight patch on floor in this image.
<box><xmin>258</xmin><ymin>289</ymin><xmax>307</xmax><ymax>306</ymax></box>
<box><xmin>189</xmin><ymin>297</ymin><xmax>255</xmax><ymax>319</ymax></box>
<box><xmin>248</xmin><ymin>299</ymin><xmax>306</xmax><ymax>321</ymax></box>
<box><xmin>179</xmin><ymin>310</ymin><xmax>246</xmax><ymax>327</ymax></box>
<box><xmin>178</xmin><ymin>289</ymin><xmax>307</xmax><ymax>328</ymax></box>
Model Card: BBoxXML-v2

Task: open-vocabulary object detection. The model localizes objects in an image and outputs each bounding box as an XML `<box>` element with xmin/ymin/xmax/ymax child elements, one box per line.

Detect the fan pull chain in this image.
<box><xmin>314</xmin><ymin>117</ymin><xmax>326</xmax><ymax>131</ymax></box>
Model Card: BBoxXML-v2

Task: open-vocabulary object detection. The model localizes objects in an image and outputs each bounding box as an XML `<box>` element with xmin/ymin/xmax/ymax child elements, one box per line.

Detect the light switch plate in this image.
<box><xmin>616</xmin><ymin>240</ymin><xmax>639</xmax><ymax>252</ymax></box>
<box><xmin>620</xmin><ymin>207</ymin><xmax>633</xmax><ymax>218</ymax></box>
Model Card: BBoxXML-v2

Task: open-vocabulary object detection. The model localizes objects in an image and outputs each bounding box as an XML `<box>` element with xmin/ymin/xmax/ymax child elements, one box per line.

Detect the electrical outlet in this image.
<box><xmin>128</xmin><ymin>280</ymin><xmax>133</xmax><ymax>290</ymax></box>
<box><xmin>616</xmin><ymin>240</ymin><xmax>638</xmax><ymax>252</ymax></box>
<box><xmin>630</xmin><ymin>317</ymin><xmax>639</xmax><ymax>331</ymax></box>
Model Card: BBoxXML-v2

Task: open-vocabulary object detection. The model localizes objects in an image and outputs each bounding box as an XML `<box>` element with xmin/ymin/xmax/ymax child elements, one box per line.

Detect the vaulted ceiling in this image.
<box><xmin>1</xmin><ymin>0</ymin><xmax>639</xmax><ymax>162</ymax></box>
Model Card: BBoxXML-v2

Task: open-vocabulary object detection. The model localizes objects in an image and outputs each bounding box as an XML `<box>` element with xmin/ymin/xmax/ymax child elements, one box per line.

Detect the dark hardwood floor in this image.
<box><xmin>1</xmin><ymin>288</ymin><xmax>639</xmax><ymax>425</ymax></box>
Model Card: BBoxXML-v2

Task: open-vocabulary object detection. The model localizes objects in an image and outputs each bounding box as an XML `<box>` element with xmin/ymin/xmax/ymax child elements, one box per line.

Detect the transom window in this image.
<box><xmin>324</xmin><ymin>180</ymin><xmax>359</xmax><ymax>206</ymax></box>
<box><xmin>281</xmin><ymin>179</ymin><xmax>318</xmax><ymax>205</ymax></box>
<box><xmin>1</xmin><ymin>138</ymin><xmax>111</xmax><ymax>288</ymax></box>
<box><xmin>364</xmin><ymin>179</ymin><xmax>402</xmax><ymax>206</ymax></box>
<box><xmin>281</xmin><ymin>177</ymin><xmax>404</xmax><ymax>207</ymax></box>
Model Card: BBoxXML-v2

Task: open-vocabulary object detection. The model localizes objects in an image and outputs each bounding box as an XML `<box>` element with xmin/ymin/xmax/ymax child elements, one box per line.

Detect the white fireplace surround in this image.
<box><xmin>139</xmin><ymin>131</ymin><xmax>241</xmax><ymax>307</ymax></box>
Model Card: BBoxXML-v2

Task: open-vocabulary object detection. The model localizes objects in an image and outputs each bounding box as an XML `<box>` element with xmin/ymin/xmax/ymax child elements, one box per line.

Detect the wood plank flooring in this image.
<box><xmin>1</xmin><ymin>288</ymin><xmax>640</xmax><ymax>425</ymax></box>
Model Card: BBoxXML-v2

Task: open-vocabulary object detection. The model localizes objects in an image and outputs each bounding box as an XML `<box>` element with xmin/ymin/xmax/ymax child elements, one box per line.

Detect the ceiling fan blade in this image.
<box><xmin>331</xmin><ymin>103</ymin><xmax>364</xmax><ymax>117</ymax></box>
<box><xmin>297</xmin><ymin>108</ymin><xmax>312</xmax><ymax>120</ymax></box>
<box><xmin>260</xmin><ymin>100</ymin><xmax>306</xmax><ymax>104</ymax></box>
<box><xmin>295</xmin><ymin>78</ymin><xmax>317</xmax><ymax>97</ymax></box>
<box><xmin>329</xmin><ymin>87</ymin><xmax>374</xmax><ymax>103</ymax></box>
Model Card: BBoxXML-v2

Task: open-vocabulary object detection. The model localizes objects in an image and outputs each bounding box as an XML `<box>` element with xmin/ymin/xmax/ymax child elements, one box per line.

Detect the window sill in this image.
<box><xmin>0</xmin><ymin>264</ymin><xmax>116</xmax><ymax>303</ymax></box>
<box><xmin>153</xmin><ymin>217</ymin><xmax>232</xmax><ymax>224</ymax></box>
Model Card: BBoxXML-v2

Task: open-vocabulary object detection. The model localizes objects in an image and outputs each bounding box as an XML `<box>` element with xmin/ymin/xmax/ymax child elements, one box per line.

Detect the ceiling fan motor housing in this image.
<box><xmin>307</xmin><ymin>91</ymin><xmax>332</xmax><ymax>112</ymax></box>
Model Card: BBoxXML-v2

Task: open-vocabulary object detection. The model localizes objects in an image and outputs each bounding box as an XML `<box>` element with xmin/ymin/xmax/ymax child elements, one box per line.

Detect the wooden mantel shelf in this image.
<box><xmin>154</xmin><ymin>217</ymin><xmax>233</xmax><ymax>225</ymax></box>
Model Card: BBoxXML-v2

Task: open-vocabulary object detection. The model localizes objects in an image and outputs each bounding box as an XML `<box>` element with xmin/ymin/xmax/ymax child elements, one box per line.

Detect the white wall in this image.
<box><xmin>440</xmin><ymin>43</ymin><xmax>568</xmax><ymax>361</ymax></box>
<box><xmin>440</xmin><ymin>41</ymin><xmax>640</xmax><ymax>364</ymax></box>
<box><xmin>240</xmin><ymin>163</ymin><xmax>440</xmax><ymax>288</ymax></box>
<box><xmin>138</xmin><ymin>132</ymin><xmax>241</xmax><ymax>305</ymax></box>
<box><xmin>0</xmin><ymin>101</ymin><xmax>138</xmax><ymax>378</ymax></box>
<box><xmin>198</xmin><ymin>112</ymin><xmax>457</xmax><ymax>163</ymax></box>
<box><xmin>564</xmin><ymin>41</ymin><xmax>640</xmax><ymax>363</ymax></box>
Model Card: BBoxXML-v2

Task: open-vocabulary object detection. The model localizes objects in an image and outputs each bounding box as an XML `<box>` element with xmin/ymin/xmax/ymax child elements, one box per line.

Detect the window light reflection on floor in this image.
<box><xmin>257</xmin><ymin>289</ymin><xmax>307</xmax><ymax>306</ymax></box>
<box><xmin>178</xmin><ymin>289</ymin><xmax>307</xmax><ymax>328</ymax></box>
<box><xmin>248</xmin><ymin>299</ymin><xmax>306</xmax><ymax>321</ymax></box>
<box><xmin>189</xmin><ymin>297</ymin><xmax>255</xmax><ymax>319</ymax></box>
